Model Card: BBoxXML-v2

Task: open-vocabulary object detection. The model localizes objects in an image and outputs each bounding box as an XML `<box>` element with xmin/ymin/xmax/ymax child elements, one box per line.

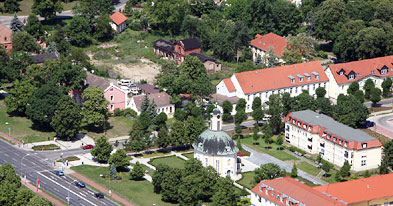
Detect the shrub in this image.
<box><xmin>114</xmin><ymin>108</ymin><xmax>122</xmax><ymax>116</ymax></box>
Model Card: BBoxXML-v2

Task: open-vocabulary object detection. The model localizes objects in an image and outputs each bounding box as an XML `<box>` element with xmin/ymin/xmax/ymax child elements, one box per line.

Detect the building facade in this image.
<box><xmin>325</xmin><ymin>55</ymin><xmax>393</xmax><ymax>101</ymax></box>
<box><xmin>249</xmin><ymin>33</ymin><xmax>288</xmax><ymax>66</ymax></box>
<box><xmin>285</xmin><ymin>110</ymin><xmax>382</xmax><ymax>171</ymax></box>
<box><xmin>189</xmin><ymin>52</ymin><xmax>222</xmax><ymax>73</ymax></box>
<box><xmin>193</xmin><ymin>109</ymin><xmax>240</xmax><ymax>179</ymax></box>
<box><xmin>104</xmin><ymin>83</ymin><xmax>128</xmax><ymax>112</ymax></box>
<box><xmin>128</xmin><ymin>92</ymin><xmax>175</xmax><ymax>117</ymax></box>
<box><xmin>110</xmin><ymin>12</ymin><xmax>127</xmax><ymax>33</ymax></box>
<box><xmin>216</xmin><ymin>61</ymin><xmax>329</xmax><ymax>113</ymax></box>
<box><xmin>0</xmin><ymin>24</ymin><xmax>12</xmax><ymax>54</ymax></box>
<box><xmin>173</xmin><ymin>38</ymin><xmax>201</xmax><ymax>64</ymax></box>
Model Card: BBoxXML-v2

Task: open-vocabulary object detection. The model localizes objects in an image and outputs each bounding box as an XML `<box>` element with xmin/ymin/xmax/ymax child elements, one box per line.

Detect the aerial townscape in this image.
<box><xmin>1</xmin><ymin>0</ymin><xmax>393</xmax><ymax>206</ymax></box>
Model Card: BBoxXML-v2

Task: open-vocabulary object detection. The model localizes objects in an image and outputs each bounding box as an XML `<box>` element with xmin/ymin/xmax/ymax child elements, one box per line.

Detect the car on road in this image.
<box><xmin>95</xmin><ymin>192</ymin><xmax>104</xmax><ymax>199</ymax></box>
<box><xmin>83</xmin><ymin>144</ymin><xmax>94</xmax><ymax>150</ymax></box>
<box><xmin>74</xmin><ymin>181</ymin><xmax>85</xmax><ymax>188</ymax></box>
<box><xmin>55</xmin><ymin>170</ymin><xmax>64</xmax><ymax>176</ymax></box>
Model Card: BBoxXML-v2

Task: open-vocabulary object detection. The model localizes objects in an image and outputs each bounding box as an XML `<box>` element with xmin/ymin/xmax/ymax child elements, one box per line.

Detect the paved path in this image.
<box><xmin>70</xmin><ymin>172</ymin><xmax>134</xmax><ymax>206</ymax></box>
<box><xmin>242</xmin><ymin>145</ymin><xmax>327</xmax><ymax>185</ymax></box>
<box><xmin>368</xmin><ymin>113</ymin><xmax>393</xmax><ymax>139</ymax></box>
<box><xmin>0</xmin><ymin>131</ymin><xmax>21</xmax><ymax>144</ymax></box>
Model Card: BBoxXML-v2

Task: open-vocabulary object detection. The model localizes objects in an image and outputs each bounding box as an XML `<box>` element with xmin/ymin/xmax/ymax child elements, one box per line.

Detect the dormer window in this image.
<box><xmin>297</xmin><ymin>74</ymin><xmax>304</xmax><ymax>82</ymax></box>
<box><xmin>381</xmin><ymin>69</ymin><xmax>387</xmax><ymax>75</ymax></box>
<box><xmin>362</xmin><ymin>143</ymin><xmax>367</xmax><ymax>148</ymax></box>
<box><xmin>333</xmin><ymin>137</ymin><xmax>337</xmax><ymax>142</ymax></box>
<box><xmin>304</xmin><ymin>73</ymin><xmax>311</xmax><ymax>81</ymax></box>
<box><xmin>289</xmin><ymin>75</ymin><xmax>295</xmax><ymax>83</ymax></box>
<box><xmin>349</xmin><ymin>74</ymin><xmax>355</xmax><ymax>80</ymax></box>
<box><xmin>312</xmin><ymin>72</ymin><xmax>319</xmax><ymax>80</ymax></box>
<box><xmin>371</xmin><ymin>70</ymin><xmax>376</xmax><ymax>74</ymax></box>
<box><xmin>339</xmin><ymin>69</ymin><xmax>345</xmax><ymax>75</ymax></box>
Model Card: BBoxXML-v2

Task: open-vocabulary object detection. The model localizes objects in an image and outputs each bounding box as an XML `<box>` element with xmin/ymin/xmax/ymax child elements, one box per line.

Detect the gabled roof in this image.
<box><xmin>250</xmin><ymin>33</ymin><xmax>288</xmax><ymax>57</ymax></box>
<box><xmin>132</xmin><ymin>92</ymin><xmax>172</xmax><ymax>110</ymax></box>
<box><xmin>0</xmin><ymin>24</ymin><xmax>12</xmax><ymax>44</ymax></box>
<box><xmin>32</xmin><ymin>52</ymin><xmax>59</xmax><ymax>64</ymax></box>
<box><xmin>152</xmin><ymin>39</ymin><xmax>174</xmax><ymax>53</ymax></box>
<box><xmin>211</xmin><ymin>93</ymin><xmax>239</xmax><ymax>105</ymax></box>
<box><xmin>110</xmin><ymin>12</ymin><xmax>127</xmax><ymax>25</ymax></box>
<box><xmin>314</xmin><ymin>173</ymin><xmax>393</xmax><ymax>204</ymax></box>
<box><xmin>86</xmin><ymin>72</ymin><xmax>114</xmax><ymax>90</ymax></box>
<box><xmin>328</xmin><ymin>55</ymin><xmax>393</xmax><ymax>85</ymax></box>
<box><xmin>179</xmin><ymin>38</ymin><xmax>201</xmax><ymax>51</ymax></box>
<box><xmin>223</xmin><ymin>78</ymin><xmax>236</xmax><ymax>92</ymax></box>
<box><xmin>189</xmin><ymin>52</ymin><xmax>220</xmax><ymax>64</ymax></box>
<box><xmin>233</xmin><ymin>61</ymin><xmax>328</xmax><ymax>94</ymax></box>
<box><xmin>252</xmin><ymin>176</ymin><xmax>346</xmax><ymax>206</ymax></box>
<box><xmin>137</xmin><ymin>84</ymin><xmax>160</xmax><ymax>94</ymax></box>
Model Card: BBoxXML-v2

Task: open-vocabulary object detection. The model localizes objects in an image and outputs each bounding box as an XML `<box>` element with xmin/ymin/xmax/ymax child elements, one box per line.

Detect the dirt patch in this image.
<box><xmin>112</xmin><ymin>63</ymin><xmax>159</xmax><ymax>84</ymax></box>
<box><xmin>97</xmin><ymin>42</ymin><xmax>118</xmax><ymax>49</ymax></box>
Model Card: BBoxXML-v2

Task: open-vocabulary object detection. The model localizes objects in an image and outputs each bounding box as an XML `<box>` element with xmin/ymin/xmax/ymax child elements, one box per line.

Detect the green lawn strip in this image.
<box><xmin>242</xmin><ymin>137</ymin><xmax>299</xmax><ymax>161</ymax></box>
<box><xmin>32</xmin><ymin>144</ymin><xmax>60</xmax><ymax>151</ymax></box>
<box><xmin>140</xmin><ymin>150</ymin><xmax>171</xmax><ymax>158</ymax></box>
<box><xmin>86</xmin><ymin>116</ymin><xmax>134</xmax><ymax>139</ymax></box>
<box><xmin>0</xmin><ymin>0</ymin><xmax>78</xmax><ymax>16</ymax></box>
<box><xmin>29</xmin><ymin>181</ymin><xmax>68</xmax><ymax>205</ymax></box>
<box><xmin>182</xmin><ymin>152</ymin><xmax>194</xmax><ymax>159</ymax></box>
<box><xmin>360</xmin><ymin>128</ymin><xmax>391</xmax><ymax>145</ymax></box>
<box><xmin>0</xmin><ymin>135</ymin><xmax>15</xmax><ymax>145</ymax></box>
<box><xmin>149</xmin><ymin>155</ymin><xmax>186</xmax><ymax>169</ymax></box>
<box><xmin>0</xmin><ymin>100</ymin><xmax>55</xmax><ymax>142</ymax></box>
<box><xmin>296</xmin><ymin>161</ymin><xmax>321</xmax><ymax>176</ymax></box>
<box><xmin>130</xmin><ymin>163</ymin><xmax>155</xmax><ymax>176</ymax></box>
<box><xmin>71</xmin><ymin>165</ymin><xmax>177</xmax><ymax>206</ymax></box>
<box><xmin>56</xmin><ymin>156</ymin><xmax>80</xmax><ymax>162</ymax></box>
<box><xmin>236</xmin><ymin>172</ymin><xmax>256</xmax><ymax>190</ymax></box>
<box><xmin>294</xmin><ymin>176</ymin><xmax>320</xmax><ymax>187</ymax></box>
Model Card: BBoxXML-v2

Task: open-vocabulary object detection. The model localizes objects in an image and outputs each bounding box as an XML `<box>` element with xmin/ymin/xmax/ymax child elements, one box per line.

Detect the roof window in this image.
<box><xmin>312</xmin><ymin>72</ymin><xmax>319</xmax><ymax>80</ymax></box>
<box><xmin>288</xmin><ymin>75</ymin><xmax>295</xmax><ymax>83</ymax></box>
<box><xmin>362</xmin><ymin>143</ymin><xmax>367</xmax><ymax>148</ymax></box>
<box><xmin>371</xmin><ymin>70</ymin><xmax>376</xmax><ymax>74</ymax></box>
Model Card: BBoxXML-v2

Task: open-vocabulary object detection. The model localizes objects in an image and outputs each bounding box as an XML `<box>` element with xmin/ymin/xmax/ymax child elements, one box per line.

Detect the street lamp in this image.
<box><xmin>67</xmin><ymin>181</ymin><xmax>72</xmax><ymax>205</ymax></box>
<box><xmin>20</xmin><ymin>154</ymin><xmax>30</xmax><ymax>183</ymax></box>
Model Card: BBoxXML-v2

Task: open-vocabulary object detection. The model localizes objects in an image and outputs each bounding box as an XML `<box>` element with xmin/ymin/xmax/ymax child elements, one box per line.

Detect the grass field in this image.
<box><xmin>0</xmin><ymin>0</ymin><xmax>78</xmax><ymax>16</ymax></box>
<box><xmin>297</xmin><ymin>161</ymin><xmax>321</xmax><ymax>176</ymax></box>
<box><xmin>360</xmin><ymin>128</ymin><xmax>391</xmax><ymax>145</ymax></box>
<box><xmin>149</xmin><ymin>155</ymin><xmax>186</xmax><ymax>169</ymax></box>
<box><xmin>71</xmin><ymin>165</ymin><xmax>177</xmax><ymax>206</ymax></box>
<box><xmin>236</xmin><ymin>172</ymin><xmax>256</xmax><ymax>189</ymax></box>
<box><xmin>182</xmin><ymin>152</ymin><xmax>194</xmax><ymax>159</ymax></box>
<box><xmin>0</xmin><ymin>100</ymin><xmax>55</xmax><ymax>142</ymax></box>
<box><xmin>242</xmin><ymin>136</ymin><xmax>299</xmax><ymax>161</ymax></box>
<box><xmin>86</xmin><ymin>116</ymin><xmax>134</xmax><ymax>139</ymax></box>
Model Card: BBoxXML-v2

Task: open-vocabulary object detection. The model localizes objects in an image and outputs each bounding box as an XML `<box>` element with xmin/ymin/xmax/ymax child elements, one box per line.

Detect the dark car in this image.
<box><xmin>83</xmin><ymin>144</ymin><xmax>94</xmax><ymax>150</ymax></box>
<box><xmin>75</xmin><ymin>181</ymin><xmax>85</xmax><ymax>188</ymax></box>
<box><xmin>95</xmin><ymin>192</ymin><xmax>104</xmax><ymax>199</ymax></box>
<box><xmin>55</xmin><ymin>170</ymin><xmax>64</xmax><ymax>176</ymax></box>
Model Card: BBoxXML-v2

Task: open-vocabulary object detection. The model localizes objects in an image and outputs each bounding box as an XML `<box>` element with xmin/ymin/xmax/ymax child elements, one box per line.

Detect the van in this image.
<box><xmin>118</xmin><ymin>79</ymin><xmax>132</xmax><ymax>86</ymax></box>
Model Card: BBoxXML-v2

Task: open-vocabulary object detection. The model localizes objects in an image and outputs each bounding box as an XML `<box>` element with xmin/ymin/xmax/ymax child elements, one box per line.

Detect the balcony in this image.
<box><xmin>308</xmin><ymin>138</ymin><xmax>312</xmax><ymax>142</ymax></box>
<box><xmin>308</xmin><ymin>145</ymin><xmax>312</xmax><ymax>150</ymax></box>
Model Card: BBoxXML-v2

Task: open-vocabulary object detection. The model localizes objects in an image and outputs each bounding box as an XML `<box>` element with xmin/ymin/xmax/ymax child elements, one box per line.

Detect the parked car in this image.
<box><xmin>74</xmin><ymin>181</ymin><xmax>85</xmax><ymax>188</ymax></box>
<box><xmin>83</xmin><ymin>144</ymin><xmax>94</xmax><ymax>150</ymax></box>
<box><xmin>95</xmin><ymin>192</ymin><xmax>104</xmax><ymax>199</ymax></box>
<box><xmin>55</xmin><ymin>170</ymin><xmax>64</xmax><ymax>176</ymax></box>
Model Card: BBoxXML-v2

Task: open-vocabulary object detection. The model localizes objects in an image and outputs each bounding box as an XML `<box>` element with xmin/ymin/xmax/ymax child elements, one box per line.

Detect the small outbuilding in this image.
<box><xmin>110</xmin><ymin>12</ymin><xmax>127</xmax><ymax>33</ymax></box>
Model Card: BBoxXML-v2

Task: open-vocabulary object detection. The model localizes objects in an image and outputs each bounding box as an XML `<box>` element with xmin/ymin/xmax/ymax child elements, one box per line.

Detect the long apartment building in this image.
<box><xmin>216</xmin><ymin>61</ymin><xmax>329</xmax><ymax>113</ymax></box>
<box><xmin>285</xmin><ymin>110</ymin><xmax>382</xmax><ymax>171</ymax></box>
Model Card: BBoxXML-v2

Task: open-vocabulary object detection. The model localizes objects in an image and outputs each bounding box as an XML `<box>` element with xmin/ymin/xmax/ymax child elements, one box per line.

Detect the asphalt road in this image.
<box><xmin>222</xmin><ymin>120</ymin><xmax>256</xmax><ymax>131</ymax></box>
<box><xmin>364</xmin><ymin>98</ymin><xmax>393</xmax><ymax>108</ymax></box>
<box><xmin>0</xmin><ymin>140</ymin><xmax>117</xmax><ymax>206</ymax></box>
<box><xmin>368</xmin><ymin>113</ymin><xmax>393</xmax><ymax>130</ymax></box>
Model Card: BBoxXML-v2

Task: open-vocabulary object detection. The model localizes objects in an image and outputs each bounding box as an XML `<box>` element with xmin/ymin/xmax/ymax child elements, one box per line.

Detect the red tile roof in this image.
<box><xmin>110</xmin><ymin>12</ymin><xmax>127</xmax><ymax>25</ymax></box>
<box><xmin>328</xmin><ymin>55</ymin><xmax>393</xmax><ymax>85</ymax></box>
<box><xmin>234</xmin><ymin>61</ymin><xmax>328</xmax><ymax>94</ymax></box>
<box><xmin>0</xmin><ymin>24</ymin><xmax>12</xmax><ymax>45</ymax></box>
<box><xmin>314</xmin><ymin>173</ymin><xmax>393</xmax><ymax>204</ymax></box>
<box><xmin>223</xmin><ymin>78</ymin><xmax>236</xmax><ymax>92</ymax></box>
<box><xmin>250</xmin><ymin>33</ymin><xmax>288</xmax><ymax>57</ymax></box>
<box><xmin>252</xmin><ymin>176</ymin><xmax>346</xmax><ymax>206</ymax></box>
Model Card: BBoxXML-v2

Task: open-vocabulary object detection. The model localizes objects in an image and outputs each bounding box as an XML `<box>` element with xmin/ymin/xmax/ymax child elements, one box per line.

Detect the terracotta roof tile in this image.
<box><xmin>0</xmin><ymin>24</ymin><xmax>12</xmax><ymax>45</ymax></box>
<box><xmin>110</xmin><ymin>12</ymin><xmax>127</xmax><ymax>25</ymax></box>
<box><xmin>252</xmin><ymin>176</ymin><xmax>346</xmax><ymax>206</ymax></box>
<box><xmin>234</xmin><ymin>61</ymin><xmax>328</xmax><ymax>94</ymax></box>
<box><xmin>314</xmin><ymin>173</ymin><xmax>393</xmax><ymax>204</ymax></box>
<box><xmin>328</xmin><ymin>55</ymin><xmax>393</xmax><ymax>85</ymax></box>
<box><xmin>223</xmin><ymin>78</ymin><xmax>236</xmax><ymax>92</ymax></box>
<box><xmin>132</xmin><ymin>92</ymin><xmax>172</xmax><ymax>110</ymax></box>
<box><xmin>211</xmin><ymin>93</ymin><xmax>239</xmax><ymax>105</ymax></box>
<box><xmin>250</xmin><ymin>33</ymin><xmax>288</xmax><ymax>57</ymax></box>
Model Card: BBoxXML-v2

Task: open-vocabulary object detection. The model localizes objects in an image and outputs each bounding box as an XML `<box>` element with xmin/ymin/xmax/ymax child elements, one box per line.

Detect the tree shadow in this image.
<box><xmin>31</xmin><ymin>123</ymin><xmax>54</xmax><ymax>132</ymax></box>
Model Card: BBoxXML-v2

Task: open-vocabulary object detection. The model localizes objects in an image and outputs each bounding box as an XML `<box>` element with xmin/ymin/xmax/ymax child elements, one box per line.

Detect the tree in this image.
<box><xmin>66</xmin><ymin>16</ymin><xmax>92</xmax><ymax>47</ymax></box>
<box><xmin>184</xmin><ymin>116</ymin><xmax>206</xmax><ymax>144</ymax></box>
<box><xmin>266</xmin><ymin>94</ymin><xmax>282</xmax><ymax>133</ymax></box>
<box><xmin>54</xmin><ymin>60</ymin><xmax>86</xmax><ymax>92</ymax></box>
<box><xmin>26</xmin><ymin>195</ymin><xmax>51</xmax><ymax>206</ymax></box>
<box><xmin>276</xmin><ymin>134</ymin><xmax>283</xmax><ymax>149</ymax></box>
<box><xmin>10</xmin><ymin>13</ymin><xmax>23</xmax><ymax>33</ymax></box>
<box><xmin>138</xmin><ymin>112</ymin><xmax>151</xmax><ymax>131</ymax></box>
<box><xmin>293</xmin><ymin>91</ymin><xmax>315</xmax><ymax>111</ymax></box>
<box><xmin>281</xmin><ymin>92</ymin><xmax>294</xmax><ymax>117</ymax></box>
<box><xmin>14</xmin><ymin>189</ymin><xmax>35</xmax><ymax>206</ymax></box>
<box><xmin>379</xmin><ymin>158</ymin><xmax>390</xmax><ymax>174</ymax></box>
<box><xmin>93</xmin><ymin>15</ymin><xmax>114</xmax><ymax>41</ymax></box>
<box><xmin>370</xmin><ymin>87</ymin><xmax>381</xmax><ymax>106</ymax></box>
<box><xmin>109</xmin><ymin>149</ymin><xmax>130</xmax><ymax>171</ymax></box>
<box><xmin>236</xmin><ymin>98</ymin><xmax>246</xmax><ymax>112</ymax></box>
<box><xmin>91</xmin><ymin>136</ymin><xmax>113</xmax><ymax>162</ymax></box>
<box><xmin>154</xmin><ymin>112</ymin><xmax>167</xmax><ymax>130</ymax></box>
<box><xmin>364</xmin><ymin>79</ymin><xmax>375</xmax><ymax>100</ymax></box>
<box><xmin>382</xmin><ymin>140</ymin><xmax>393</xmax><ymax>170</ymax></box>
<box><xmin>12</xmin><ymin>32</ymin><xmax>40</xmax><ymax>53</ymax></box>
<box><xmin>355</xmin><ymin>26</ymin><xmax>388</xmax><ymax>60</ymax></box>
<box><xmin>81</xmin><ymin>86</ymin><xmax>109</xmax><ymax>129</ymax></box>
<box><xmin>170</xmin><ymin>120</ymin><xmax>186</xmax><ymax>146</ymax></box>
<box><xmin>347</xmin><ymin>81</ymin><xmax>359</xmax><ymax>96</ymax></box>
<box><xmin>252</xmin><ymin>124</ymin><xmax>259</xmax><ymax>145</ymax></box>
<box><xmin>130</xmin><ymin>162</ymin><xmax>145</xmax><ymax>180</ymax></box>
<box><xmin>333</xmin><ymin>20</ymin><xmax>366</xmax><ymax>61</ymax></box>
<box><xmin>4</xmin><ymin>0</ymin><xmax>20</xmax><ymax>13</ymax></box>
<box><xmin>254</xmin><ymin>163</ymin><xmax>283</xmax><ymax>183</ymax></box>
<box><xmin>5</xmin><ymin>80</ymin><xmax>36</xmax><ymax>115</ymax></box>
<box><xmin>354</xmin><ymin>90</ymin><xmax>365</xmax><ymax>103</ymax></box>
<box><xmin>26</xmin><ymin>82</ymin><xmax>63</xmax><ymax>127</ymax></box>
<box><xmin>222</xmin><ymin>100</ymin><xmax>233</xmax><ymax>121</ymax></box>
<box><xmin>282</xmin><ymin>46</ymin><xmax>302</xmax><ymax>65</ymax></box>
<box><xmin>322</xmin><ymin>161</ymin><xmax>332</xmax><ymax>176</ymax></box>
<box><xmin>47</xmin><ymin>26</ymin><xmax>71</xmax><ymax>54</ymax></box>
<box><xmin>109</xmin><ymin>163</ymin><xmax>118</xmax><ymax>180</ymax></box>
<box><xmin>24</xmin><ymin>14</ymin><xmax>43</xmax><ymax>39</ymax></box>
<box><xmin>128</xmin><ymin>120</ymin><xmax>147</xmax><ymax>152</ymax></box>
<box><xmin>0</xmin><ymin>163</ymin><xmax>21</xmax><ymax>206</ymax></box>
<box><xmin>152</xmin><ymin>164</ymin><xmax>170</xmax><ymax>193</ymax></box>
<box><xmin>283</xmin><ymin>33</ymin><xmax>317</xmax><ymax>64</ymax></box>
<box><xmin>160</xmin><ymin>168</ymin><xmax>183</xmax><ymax>202</ymax></box>
<box><xmin>252</xmin><ymin>97</ymin><xmax>264</xmax><ymax>123</ymax></box>
<box><xmin>381</xmin><ymin>77</ymin><xmax>392</xmax><ymax>97</ymax></box>
<box><xmin>50</xmin><ymin>95</ymin><xmax>81</xmax><ymax>140</ymax></box>
<box><xmin>32</xmin><ymin>0</ymin><xmax>63</xmax><ymax>21</ymax></box>
<box><xmin>211</xmin><ymin>177</ymin><xmax>238</xmax><ymax>206</ymax></box>
<box><xmin>333</xmin><ymin>95</ymin><xmax>369</xmax><ymax>128</ymax></box>
<box><xmin>339</xmin><ymin>160</ymin><xmax>351</xmax><ymax>178</ymax></box>
<box><xmin>290</xmin><ymin>163</ymin><xmax>298</xmax><ymax>177</ymax></box>
<box><xmin>262</xmin><ymin>46</ymin><xmax>278</xmax><ymax>67</ymax></box>
<box><xmin>146</xmin><ymin>99</ymin><xmax>158</xmax><ymax>119</ymax></box>
<box><xmin>315</xmin><ymin>97</ymin><xmax>333</xmax><ymax>116</ymax></box>
<box><xmin>157</xmin><ymin>127</ymin><xmax>170</xmax><ymax>148</ymax></box>
<box><xmin>73</xmin><ymin>0</ymin><xmax>114</xmax><ymax>25</ymax></box>
<box><xmin>316</xmin><ymin>87</ymin><xmax>326</xmax><ymax>98</ymax></box>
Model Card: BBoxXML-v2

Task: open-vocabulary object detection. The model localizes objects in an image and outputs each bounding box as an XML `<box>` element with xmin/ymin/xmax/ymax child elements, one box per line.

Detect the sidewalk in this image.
<box><xmin>23</xmin><ymin>180</ymin><xmax>65</xmax><ymax>206</ymax></box>
<box><xmin>70</xmin><ymin>172</ymin><xmax>134</xmax><ymax>206</ymax></box>
<box><xmin>0</xmin><ymin>131</ymin><xmax>21</xmax><ymax>144</ymax></box>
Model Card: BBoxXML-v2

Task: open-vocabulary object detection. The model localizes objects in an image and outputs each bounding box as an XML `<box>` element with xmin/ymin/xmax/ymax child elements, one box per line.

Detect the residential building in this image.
<box><xmin>128</xmin><ymin>92</ymin><xmax>175</xmax><ymax>117</ymax></box>
<box><xmin>251</xmin><ymin>176</ymin><xmax>346</xmax><ymax>206</ymax></box>
<box><xmin>325</xmin><ymin>55</ymin><xmax>393</xmax><ymax>101</ymax></box>
<box><xmin>210</xmin><ymin>93</ymin><xmax>239</xmax><ymax>115</ymax></box>
<box><xmin>216</xmin><ymin>61</ymin><xmax>329</xmax><ymax>113</ymax></box>
<box><xmin>189</xmin><ymin>52</ymin><xmax>222</xmax><ymax>73</ymax></box>
<box><xmin>110</xmin><ymin>12</ymin><xmax>127</xmax><ymax>33</ymax></box>
<box><xmin>153</xmin><ymin>39</ymin><xmax>175</xmax><ymax>61</ymax></box>
<box><xmin>32</xmin><ymin>52</ymin><xmax>59</xmax><ymax>65</ymax></box>
<box><xmin>314</xmin><ymin>173</ymin><xmax>393</xmax><ymax>206</ymax></box>
<box><xmin>0</xmin><ymin>24</ymin><xmax>12</xmax><ymax>54</ymax></box>
<box><xmin>173</xmin><ymin>38</ymin><xmax>201</xmax><ymax>63</ymax></box>
<box><xmin>249</xmin><ymin>33</ymin><xmax>288</xmax><ymax>65</ymax></box>
<box><xmin>130</xmin><ymin>84</ymin><xmax>160</xmax><ymax>96</ymax></box>
<box><xmin>285</xmin><ymin>110</ymin><xmax>382</xmax><ymax>171</ymax></box>
<box><xmin>193</xmin><ymin>109</ymin><xmax>240</xmax><ymax>179</ymax></box>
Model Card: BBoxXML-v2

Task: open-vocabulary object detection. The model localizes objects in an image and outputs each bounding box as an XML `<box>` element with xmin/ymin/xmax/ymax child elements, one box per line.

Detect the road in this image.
<box><xmin>0</xmin><ymin>0</ymin><xmax>129</xmax><ymax>27</ymax></box>
<box><xmin>222</xmin><ymin>120</ymin><xmax>256</xmax><ymax>131</ymax></box>
<box><xmin>364</xmin><ymin>98</ymin><xmax>393</xmax><ymax>108</ymax></box>
<box><xmin>0</xmin><ymin>139</ymin><xmax>117</xmax><ymax>206</ymax></box>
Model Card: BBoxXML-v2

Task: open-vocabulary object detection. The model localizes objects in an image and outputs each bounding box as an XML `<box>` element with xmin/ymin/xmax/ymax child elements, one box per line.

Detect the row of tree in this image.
<box><xmin>347</xmin><ymin>78</ymin><xmax>393</xmax><ymax>105</ymax></box>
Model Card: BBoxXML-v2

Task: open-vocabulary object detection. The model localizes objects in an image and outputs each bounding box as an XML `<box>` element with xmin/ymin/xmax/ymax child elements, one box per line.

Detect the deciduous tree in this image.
<box><xmin>130</xmin><ymin>162</ymin><xmax>145</xmax><ymax>180</ymax></box>
<box><xmin>32</xmin><ymin>0</ymin><xmax>63</xmax><ymax>21</ymax></box>
<box><xmin>254</xmin><ymin>163</ymin><xmax>283</xmax><ymax>183</ymax></box>
<box><xmin>5</xmin><ymin>80</ymin><xmax>36</xmax><ymax>115</ymax></box>
<box><xmin>333</xmin><ymin>95</ymin><xmax>369</xmax><ymax>128</ymax></box>
<box><xmin>347</xmin><ymin>81</ymin><xmax>359</xmax><ymax>96</ymax></box>
<box><xmin>370</xmin><ymin>87</ymin><xmax>381</xmax><ymax>106</ymax></box>
<box><xmin>73</xmin><ymin>0</ymin><xmax>114</xmax><ymax>24</ymax></box>
<box><xmin>24</xmin><ymin>14</ymin><xmax>43</xmax><ymax>39</ymax></box>
<box><xmin>26</xmin><ymin>195</ymin><xmax>51</xmax><ymax>206</ymax></box>
<box><xmin>93</xmin><ymin>15</ymin><xmax>114</xmax><ymax>41</ymax></box>
<box><xmin>12</xmin><ymin>32</ymin><xmax>40</xmax><ymax>53</ymax></box>
<box><xmin>66</xmin><ymin>16</ymin><xmax>92</xmax><ymax>47</ymax></box>
<box><xmin>211</xmin><ymin>177</ymin><xmax>238</xmax><ymax>206</ymax></box>
<box><xmin>109</xmin><ymin>149</ymin><xmax>130</xmax><ymax>171</ymax></box>
<box><xmin>91</xmin><ymin>136</ymin><xmax>113</xmax><ymax>162</ymax></box>
<box><xmin>381</xmin><ymin>77</ymin><xmax>392</xmax><ymax>96</ymax></box>
<box><xmin>50</xmin><ymin>95</ymin><xmax>81</xmax><ymax>140</ymax></box>
<box><xmin>0</xmin><ymin>163</ymin><xmax>21</xmax><ymax>205</ymax></box>
<box><xmin>81</xmin><ymin>86</ymin><xmax>109</xmax><ymax>129</ymax></box>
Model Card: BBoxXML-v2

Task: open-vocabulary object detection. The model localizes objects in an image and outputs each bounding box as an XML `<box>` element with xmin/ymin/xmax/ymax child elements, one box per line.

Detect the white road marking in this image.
<box><xmin>37</xmin><ymin>172</ymin><xmax>98</xmax><ymax>206</ymax></box>
<box><xmin>79</xmin><ymin>192</ymin><xmax>86</xmax><ymax>197</ymax></box>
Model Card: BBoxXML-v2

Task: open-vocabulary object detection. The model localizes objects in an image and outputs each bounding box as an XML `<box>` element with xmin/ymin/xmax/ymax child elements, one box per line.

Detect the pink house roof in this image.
<box><xmin>250</xmin><ymin>33</ymin><xmax>288</xmax><ymax>57</ymax></box>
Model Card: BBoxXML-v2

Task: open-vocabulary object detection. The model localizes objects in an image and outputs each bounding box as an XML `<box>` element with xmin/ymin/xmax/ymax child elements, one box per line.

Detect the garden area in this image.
<box><xmin>32</xmin><ymin>144</ymin><xmax>60</xmax><ymax>151</ymax></box>
<box><xmin>182</xmin><ymin>152</ymin><xmax>194</xmax><ymax>159</ymax></box>
<box><xmin>86</xmin><ymin>116</ymin><xmax>134</xmax><ymax>139</ymax></box>
<box><xmin>149</xmin><ymin>155</ymin><xmax>186</xmax><ymax>169</ymax></box>
<box><xmin>236</xmin><ymin>172</ymin><xmax>256</xmax><ymax>190</ymax></box>
<box><xmin>0</xmin><ymin>0</ymin><xmax>78</xmax><ymax>16</ymax></box>
<box><xmin>71</xmin><ymin>165</ymin><xmax>177</xmax><ymax>206</ymax></box>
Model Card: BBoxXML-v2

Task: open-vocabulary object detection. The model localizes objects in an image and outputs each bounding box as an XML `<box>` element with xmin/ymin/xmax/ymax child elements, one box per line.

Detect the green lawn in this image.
<box><xmin>182</xmin><ymin>152</ymin><xmax>194</xmax><ymax>159</ymax></box>
<box><xmin>242</xmin><ymin>137</ymin><xmax>299</xmax><ymax>161</ymax></box>
<box><xmin>296</xmin><ymin>161</ymin><xmax>321</xmax><ymax>176</ymax></box>
<box><xmin>0</xmin><ymin>0</ymin><xmax>78</xmax><ymax>16</ymax></box>
<box><xmin>86</xmin><ymin>116</ymin><xmax>134</xmax><ymax>139</ymax></box>
<box><xmin>0</xmin><ymin>100</ymin><xmax>55</xmax><ymax>142</ymax></box>
<box><xmin>236</xmin><ymin>172</ymin><xmax>256</xmax><ymax>190</ymax></box>
<box><xmin>149</xmin><ymin>155</ymin><xmax>186</xmax><ymax>169</ymax></box>
<box><xmin>71</xmin><ymin>165</ymin><xmax>177</xmax><ymax>206</ymax></box>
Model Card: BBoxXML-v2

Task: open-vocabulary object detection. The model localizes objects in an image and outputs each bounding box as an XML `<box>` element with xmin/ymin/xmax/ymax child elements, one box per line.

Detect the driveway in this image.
<box><xmin>242</xmin><ymin>145</ymin><xmax>327</xmax><ymax>185</ymax></box>
<box><xmin>368</xmin><ymin>113</ymin><xmax>393</xmax><ymax>139</ymax></box>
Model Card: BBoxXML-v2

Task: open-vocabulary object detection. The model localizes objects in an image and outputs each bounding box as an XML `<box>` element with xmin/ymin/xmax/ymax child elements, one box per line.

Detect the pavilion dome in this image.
<box><xmin>193</xmin><ymin>129</ymin><xmax>238</xmax><ymax>156</ymax></box>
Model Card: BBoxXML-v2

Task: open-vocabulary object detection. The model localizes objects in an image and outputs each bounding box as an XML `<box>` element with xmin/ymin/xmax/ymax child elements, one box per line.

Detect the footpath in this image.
<box><xmin>0</xmin><ymin>131</ymin><xmax>20</xmax><ymax>144</ymax></box>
